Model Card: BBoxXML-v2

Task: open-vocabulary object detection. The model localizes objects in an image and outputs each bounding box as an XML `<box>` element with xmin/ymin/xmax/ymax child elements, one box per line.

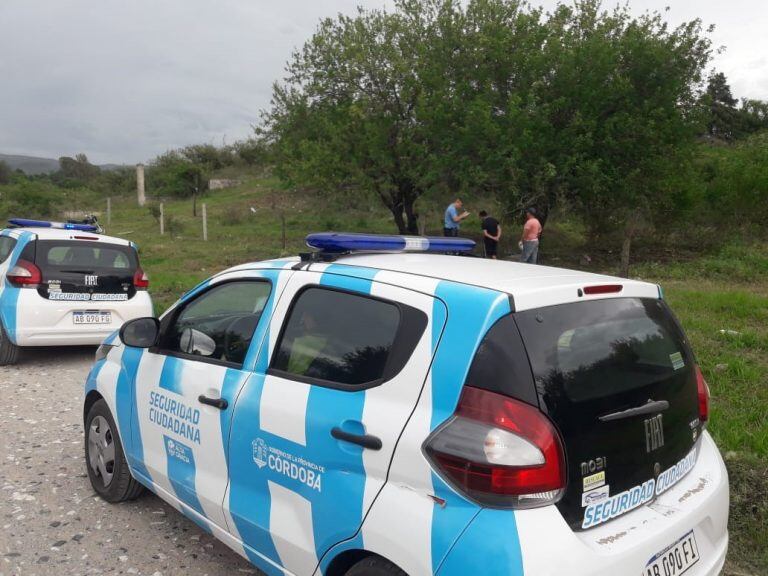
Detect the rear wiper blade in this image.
<box><xmin>599</xmin><ymin>399</ymin><xmax>670</xmax><ymax>422</ymax></box>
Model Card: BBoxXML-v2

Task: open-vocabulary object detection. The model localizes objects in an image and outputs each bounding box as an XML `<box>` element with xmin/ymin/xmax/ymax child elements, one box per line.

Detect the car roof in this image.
<box><xmin>6</xmin><ymin>227</ymin><xmax>133</xmax><ymax>246</ymax></box>
<box><xmin>235</xmin><ymin>252</ymin><xmax>661</xmax><ymax>311</ymax></box>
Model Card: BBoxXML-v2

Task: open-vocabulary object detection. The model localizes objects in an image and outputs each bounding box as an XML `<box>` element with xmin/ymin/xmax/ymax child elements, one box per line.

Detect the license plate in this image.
<box><xmin>73</xmin><ymin>311</ymin><xmax>111</xmax><ymax>325</ymax></box>
<box><xmin>644</xmin><ymin>530</ymin><xmax>700</xmax><ymax>576</ymax></box>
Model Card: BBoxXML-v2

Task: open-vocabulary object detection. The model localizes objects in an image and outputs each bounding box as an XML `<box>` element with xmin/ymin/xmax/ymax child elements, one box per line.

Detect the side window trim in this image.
<box><xmin>151</xmin><ymin>277</ymin><xmax>273</xmax><ymax>369</ymax></box>
<box><xmin>266</xmin><ymin>283</ymin><xmax>427</xmax><ymax>392</ymax></box>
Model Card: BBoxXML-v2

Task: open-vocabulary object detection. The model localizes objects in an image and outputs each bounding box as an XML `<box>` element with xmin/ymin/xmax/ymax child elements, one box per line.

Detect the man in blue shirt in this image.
<box><xmin>444</xmin><ymin>198</ymin><xmax>470</xmax><ymax>236</ymax></box>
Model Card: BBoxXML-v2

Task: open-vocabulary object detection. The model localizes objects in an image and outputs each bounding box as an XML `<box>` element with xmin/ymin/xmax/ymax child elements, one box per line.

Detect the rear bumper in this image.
<box><xmin>438</xmin><ymin>431</ymin><xmax>728</xmax><ymax>575</ymax></box>
<box><xmin>11</xmin><ymin>290</ymin><xmax>153</xmax><ymax>346</ymax></box>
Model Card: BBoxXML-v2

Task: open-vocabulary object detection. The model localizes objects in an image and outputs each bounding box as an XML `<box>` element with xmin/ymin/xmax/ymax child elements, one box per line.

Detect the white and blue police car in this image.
<box><xmin>83</xmin><ymin>232</ymin><xmax>729</xmax><ymax>576</ymax></box>
<box><xmin>0</xmin><ymin>218</ymin><xmax>153</xmax><ymax>364</ymax></box>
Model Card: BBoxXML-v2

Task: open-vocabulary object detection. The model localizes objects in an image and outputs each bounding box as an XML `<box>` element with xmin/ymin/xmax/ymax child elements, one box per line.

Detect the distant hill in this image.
<box><xmin>0</xmin><ymin>153</ymin><xmax>60</xmax><ymax>175</ymax></box>
<box><xmin>0</xmin><ymin>153</ymin><xmax>127</xmax><ymax>175</ymax></box>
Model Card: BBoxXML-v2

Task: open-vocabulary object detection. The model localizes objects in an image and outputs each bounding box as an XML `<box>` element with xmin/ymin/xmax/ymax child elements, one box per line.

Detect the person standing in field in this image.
<box><xmin>479</xmin><ymin>210</ymin><xmax>501</xmax><ymax>259</ymax></box>
<box><xmin>443</xmin><ymin>198</ymin><xmax>470</xmax><ymax>237</ymax></box>
<box><xmin>519</xmin><ymin>207</ymin><xmax>542</xmax><ymax>264</ymax></box>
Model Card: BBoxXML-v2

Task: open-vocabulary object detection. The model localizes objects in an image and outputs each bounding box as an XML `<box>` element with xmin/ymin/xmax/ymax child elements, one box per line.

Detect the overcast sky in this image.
<box><xmin>0</xmin><ymin>0</ymin><xmax>765</xmax><ymax>164</ymax></box>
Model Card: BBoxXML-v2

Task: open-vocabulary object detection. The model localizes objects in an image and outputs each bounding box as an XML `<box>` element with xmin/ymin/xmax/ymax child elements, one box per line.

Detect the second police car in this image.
<box><xmin>83</xmin><ymin>233</ymin><xmax>729</xmax><ymax>576</ymax></box>
<box><xmin>0</xmin><ymin>218</ymin><xmax>153</xmax><ymax>365</ymax></box>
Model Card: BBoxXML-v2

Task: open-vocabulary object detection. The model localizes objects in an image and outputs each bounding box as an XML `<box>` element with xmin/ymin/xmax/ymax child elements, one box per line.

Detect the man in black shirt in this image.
<box><xmin>479</xmin><ymin>210</ymin><xmax>501</xmax><ymax>259</ymax></box>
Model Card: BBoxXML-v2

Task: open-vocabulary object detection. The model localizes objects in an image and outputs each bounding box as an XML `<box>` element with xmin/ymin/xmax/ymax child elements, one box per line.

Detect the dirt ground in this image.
<box><xmin>0</xmin><ymin>347</ymin><xmax>257</xmax><ymax>576</ymax></box>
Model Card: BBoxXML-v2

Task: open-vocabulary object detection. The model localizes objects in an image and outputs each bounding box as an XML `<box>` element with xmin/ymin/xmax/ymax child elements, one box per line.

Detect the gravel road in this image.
<box><xmin>0</xmin><ymin>348</ymin><xmax>258</xmax><ymax>576</ymax></box>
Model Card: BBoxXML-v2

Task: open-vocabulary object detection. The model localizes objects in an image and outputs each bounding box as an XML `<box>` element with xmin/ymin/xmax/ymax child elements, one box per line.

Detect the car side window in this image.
<box><xmin>0</xmin><ymin>236</ymin><xmax>17</xmax><ymax>264</ymax></box>
<box><xmin>159</xmin><ymin>280</ymin><xmax>272</xmax><ymax>367</ymax></box>
<box><xmin>271</xmin><ymin>286</ymin><xmax>414</xmax><ymax>388</ymax></box>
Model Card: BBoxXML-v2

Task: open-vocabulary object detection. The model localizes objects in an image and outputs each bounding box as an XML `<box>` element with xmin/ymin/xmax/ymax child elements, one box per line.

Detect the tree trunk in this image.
<box><xmin>403</xmin><ymin>195</ymin><xmax>419</xmax><ymax>235</ymax></box>
<box><xmin>619</xmin><ymin>218</ymin><xmax>636</xmax><ymax>278</ymax></box>
<box><xmin>391</xmin><ymin>207</ymin><xmax>407</xmax><ymax>234</ymax></box>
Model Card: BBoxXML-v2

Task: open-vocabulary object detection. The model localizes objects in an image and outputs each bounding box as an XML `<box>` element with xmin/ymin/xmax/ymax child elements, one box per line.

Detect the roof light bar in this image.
<box><xmin>306</xmin><ymin>232</ymin><xmax>475</xmax><ymax>254</ymax></box>
<box><xmin>8</xmin><ymin>218</ymin><xmax>101</xmax><ymax>233</ymax></box>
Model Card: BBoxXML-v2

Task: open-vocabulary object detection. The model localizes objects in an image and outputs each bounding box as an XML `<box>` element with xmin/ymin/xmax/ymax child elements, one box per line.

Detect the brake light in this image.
<box><xmin>695</xmin><ymin>365</ymin><xmax>710</xmax><ymax>425</ymax></box>
<box><xmin>133</xmin><ymin>267</ymin><xmax>149</xmax><ymax>289</ymax></box>
<box><xmin>583</xmin><ymin>284</ymin><xmax>623</xmax><ymax>295</ymax></box>
<box><xmin>7</xmin><ymin>259</ymin><xmax>42</xmax><ymax>287</ymax></box>
<box><xmin>424</xmin><ymin>386</ymin><xmax>566</xmax><ymax>509</ymax></box>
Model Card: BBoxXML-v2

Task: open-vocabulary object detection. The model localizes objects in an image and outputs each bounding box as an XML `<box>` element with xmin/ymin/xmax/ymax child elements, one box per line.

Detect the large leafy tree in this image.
<box><xmin>539</xmin><ymin>4</ymin><xmax>712</xmax><ymax>275</ymax></box>
<box><xmin>262</xmin><ymin>2</ymin><xmax>435</xmax><ymax>233</ymax></box>
<box><xmin>261</xmin><ymin>0</ymin><xmax>712</xmax><ymax>265</ymax></box>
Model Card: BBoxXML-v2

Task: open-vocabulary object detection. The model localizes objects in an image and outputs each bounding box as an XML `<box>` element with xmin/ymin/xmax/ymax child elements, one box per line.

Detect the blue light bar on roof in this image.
<box><xmin>8</xmin><ymin>218</ymin><xmax>100</xmax><ymax>232</ymax></box>
<box><xmin>306</xmin><ymin>232</ymin><xmax>475</xmax><ymax>253</ymax></box>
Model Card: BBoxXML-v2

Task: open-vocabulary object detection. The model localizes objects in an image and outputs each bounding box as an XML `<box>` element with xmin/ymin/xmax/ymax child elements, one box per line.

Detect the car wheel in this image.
<box><xmin>85</xmin><ymin>399</ymin><xmax>145</xmax><ymax>502</ymax></box>
<box><xmin>346</xmin><ymin>557</ymin><xmax>407</xmax><ymax>576</ymax></box>
<box><xmin>0</xmin><ymin>321</ymin><xmax>20</xmax><ymax>366</ymax></box>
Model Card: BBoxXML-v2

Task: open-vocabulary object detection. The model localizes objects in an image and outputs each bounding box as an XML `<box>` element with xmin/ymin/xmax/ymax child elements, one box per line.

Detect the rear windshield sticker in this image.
<box><xmin>582</xmin><ymin>447</ymin><xmax>698</xmax><ymax>529</ymax></box>
<box><xmin>582</xmin><ymin>485</ymin><xmax>610</xmax><ymax>507</ymax></box>
<box><xmin>557</xmin><ymin>329</ymin><xmax>574</xmax><ymax>349</ymax></box>
<box><xmin>583</xmin><ymin>471</ymin><xmax>605</xmax><ymax>491</ymax></box>
<box><xmin>670</xmin><ymin>352</ymin><xmax>685</xmax><ymax>370</ymax></box>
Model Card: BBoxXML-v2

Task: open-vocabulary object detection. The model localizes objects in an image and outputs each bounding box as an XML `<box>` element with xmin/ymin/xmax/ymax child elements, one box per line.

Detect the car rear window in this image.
<box><xmin>515</xmin><ymin>298</ymin><xmax>693</xmax><ymax>402</ymax></box>
<box><xmin>39</xmin><ymin>242</ymin><xmax>134</xmax><ymax>270</ymax></box>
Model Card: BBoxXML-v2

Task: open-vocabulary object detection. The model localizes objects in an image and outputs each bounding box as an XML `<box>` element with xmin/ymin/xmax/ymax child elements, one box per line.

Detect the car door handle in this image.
<box><xmin>331</xmin><ymin>427</ymin><xmax>382</xmax><ymax>450</ymax></box>
<box><xmin>198</xmin><ymin>395</ymin><xmax>228</xmax><ymax>410</ymax></box>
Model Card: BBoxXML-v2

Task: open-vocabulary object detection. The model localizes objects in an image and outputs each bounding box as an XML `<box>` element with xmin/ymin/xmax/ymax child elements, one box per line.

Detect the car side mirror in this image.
<box><xmin>179</xmin><ymin>327</ymin><xmax>216</xmax><ymax>357</ymax></box>
<box><xmin>120</xmin><ymin>317</ymin><xmax>160</xmax><ymax>348</ymax></box>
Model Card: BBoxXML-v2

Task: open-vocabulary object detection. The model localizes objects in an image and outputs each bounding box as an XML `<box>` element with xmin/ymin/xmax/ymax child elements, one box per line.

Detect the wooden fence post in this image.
<box><xmin>160</xmin><ymin>203</ymin><xmax>165</xmax><ymax>235</ymax></box>
<box><xmin>202</xmin><ymin>203</ymin><xmax>208</xmax><ymax>241</ymax></box>
<box><xmin>106</xmin><ymin>197</ymin><xmax>111</xmax><ymax>226</ymax></box>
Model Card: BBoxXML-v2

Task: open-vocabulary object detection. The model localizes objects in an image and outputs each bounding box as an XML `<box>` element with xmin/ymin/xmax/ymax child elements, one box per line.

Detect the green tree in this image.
<box><xmin>539</xmin><ymin>3</ymin><xmax>712</xmax><ymax>275</ymax></box>
<box><xmin>737</xmin><ymin>98</ymin><xmax>768</xmax><ymax>137</ymax></box>
<box><xmin>261</xmin><ymin>0</ymin><xmax>712</xmax><ymax>265</ymax></box>
<box><xmin>705</xmin><ymin>71</ymin><xmax>739</xmax><ymax>140</ymax></box>
<box><xmin>261</xmin><ymin>1</ymin><xmax>447</xmax><ymax>233</ymax></box>
<box><xmin>0</xmin><ymin>160</ymin><xmax>11</xmax><ymax>185</ymax></box>
<box><xmin>148</xmin><ymin>151</ymin><xmax>206</xmax><ymax>198</ymax></box>
<box><xmin>55</xmin><ymin>153</ymin><xmax>100</xmax><ymax>187</ymax></box>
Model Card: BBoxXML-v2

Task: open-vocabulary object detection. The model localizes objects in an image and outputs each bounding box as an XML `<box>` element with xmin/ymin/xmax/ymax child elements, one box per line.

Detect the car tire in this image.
<box><xmin>345</xmin><ymin>557</ymin><xmax>407</xmax><ymax>576</ymax></box>
<box><xmin>0</xmin><ymin>321</ymin><xmax>20</xmax><ymax>366</ymax></box>
<box><xmin>85</xmin><ymin>399</ymin><xmax>145</xmax><ymax>503</ymax></box>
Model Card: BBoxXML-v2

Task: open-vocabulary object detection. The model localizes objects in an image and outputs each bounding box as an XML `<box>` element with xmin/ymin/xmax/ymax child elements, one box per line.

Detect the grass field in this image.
<box><xmin>78</xmin><ymin>176</ymin><xmax>767</xmax><ymax>574</ymax></box>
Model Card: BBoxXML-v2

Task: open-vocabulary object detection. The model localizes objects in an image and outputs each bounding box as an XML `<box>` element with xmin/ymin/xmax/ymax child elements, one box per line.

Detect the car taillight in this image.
<box><xmin>133</xmin><ymin>267</ymin><xmax>149</xmax><ymax>289</ymax></box>
<box><xmin>695</xmin><ymin>365</ymin><xmax>710</xmax><ymax>425</ymax></box>
<box><xmin>7</xmin><ymin>259</ymin><xmax>42</xmax><ymax>287</ymax></box>
<box><xmin>424</xmin><ymin>386</ymin><xmax>566</xmax><ymax>509</ymax></box>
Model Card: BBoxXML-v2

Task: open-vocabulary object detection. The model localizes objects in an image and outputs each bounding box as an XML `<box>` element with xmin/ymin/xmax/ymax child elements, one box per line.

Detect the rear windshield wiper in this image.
<box><xmin>598</xmin><ymin>399</ymin><xmax>670</xmax><ymax>422</ymax></box>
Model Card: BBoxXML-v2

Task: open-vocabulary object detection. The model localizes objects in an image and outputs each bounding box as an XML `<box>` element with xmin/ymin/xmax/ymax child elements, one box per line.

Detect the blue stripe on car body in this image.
<box><xmin>226</xmin><ymin>268</ymin><xmax>294</xmax><ymax>575</ymax></box>
<box><xmin>117</xmin><ymin>346</ymin><xmax>153</xmax><ymax>483</ymax></box>
<box><xmin>436</xmin><ymin>509</ymin><xmax>524</xmax><ymax>575</ymax></box>
<box><xmin>0</xmin><ymin>230</ymin><xmax>34</xmax><ymax>344</ymax></box>
<box><xmin>428</xmin><ymin>282</ymin><xmax>522</xmax><ymax>575</ymax></box>
<box><xmin>163</xmin><ymin>434</ymin><xmax>208</xmax><ymax>519</ymax></box>
<box><xmin>308</xmin><ymin>266</ymin><xmax>376</xmax><ymax>571</ymax></box>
